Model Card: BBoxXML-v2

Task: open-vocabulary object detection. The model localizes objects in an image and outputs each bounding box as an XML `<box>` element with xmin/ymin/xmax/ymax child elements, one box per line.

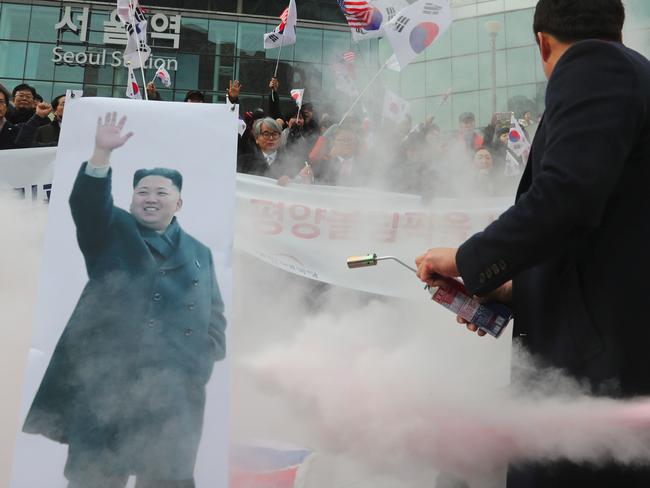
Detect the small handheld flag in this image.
<box><xmin>508</xmin><ymin>113</ymin><xmax>531</xmax><ymax>160</ymax></box>
<box><xmin>126</xmin><ymin>66</ymin><xmax>142</xmax><ymax>99</ymax></box>
<box><xmin>154</xmin><ymin>66</ymin><xmax>172</xmax><ymax>87</ymax></box>
<box><xmin>290</xmin><ymin>89</ymin><xmax>305</xmax><ymax>110</ymax></box>
<box><xmin>382</xmin><ymin>88</ymin><xmax>409</xmax><ymax>123</ymax></box>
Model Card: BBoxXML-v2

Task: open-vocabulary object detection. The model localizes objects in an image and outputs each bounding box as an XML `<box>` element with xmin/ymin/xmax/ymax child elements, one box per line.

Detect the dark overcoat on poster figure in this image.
<box><xmin>23</xmin><ymin>163</ymin><xmax>227</xmax><ymax>480</ymax></box>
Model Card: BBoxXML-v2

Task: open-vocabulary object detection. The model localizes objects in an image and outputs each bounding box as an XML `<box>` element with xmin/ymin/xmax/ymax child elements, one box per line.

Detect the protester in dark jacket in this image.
<box><xmin>7</xmin><ymin>83</ymin><xmax>39</xmax><ymax>124</ymax></box>
<box><xmin>416</xmin><ymin>1</ymin><xmax>650</xmax><ymax>486</ymax></box>
<box><xmin>33</xmin><ymin>94</ymin><xmax>65</xmax><ymax>147</ymax></box>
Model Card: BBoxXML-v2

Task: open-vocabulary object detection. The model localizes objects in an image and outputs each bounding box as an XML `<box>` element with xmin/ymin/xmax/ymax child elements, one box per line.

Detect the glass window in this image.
<box><xmin>534</xmin><ymin>48</ymin><xmax>545</xmax><ymax>82</ymax></box>
<box><xmin>88</xmin><ymin>11</ymin><xmax>109</xmax><ymax>46</ymax></box>
<box><xmin>377</xmin><ymin>38</ymin><xmax>393</xmax><ymax>65</ymax></box>
<box><xmin>53</xmin><ymin>81</ymin><xmax>82</xmax><ymax>97</ymax></box>
<box><xmin>479</xmin><ymin>87</ymin><xmax>507</xmax><ymax>127</ymax></box>
<box><xmin>24</xmin><ymin>43</ymin><xmax>56</xmax><ymax>80</ymax></box>
<box><xmin>478</xmin><ymin>50</ymin><xmax>507</xmax><ymax>90</ymax></box>
<box><xmin>29</xmin><ymin>6</ymin><xmax>60</xmax><ymax>43</ymax></box>
<box><xmin>0</xmin><ymin>4</ymin><xmax>31</xmax><ymax>41</ymax></box>
<box><xmin>0</xmin><ymin>78</ymin><xmax>21</xmax><ymax>96</ymax></box>
<box><xmin>322</xmin><ymin>30</ymin><xmax>351</xmax><ymax>64</ymax></box>
<box><xmin>183</xmin><ymin>0</ymin><xmax>237</xmax><ymax>12</ymax></box>
<box><xmin>506</xmin><ymin>46</ymin><xmax>536</xmax><ymax>86</ymax></box>
<box><xmin>211</xmin><ymin>55</ymin><xmax>235</xmax><ymax>93</ymax></box>
<box><xmin>242</xmin><ymin>0</ymin><xmax>286</xmax><ymax>17</ymax></box>
<box><xmin>53</xmin><ymin>46</ymin><xmax>87</xmax><ymax>83</ymax></box>
<box><xmin>237</xmin><ymin>94</ymin><xmax>264</xmax><ymax>114</ymax></box>
<box><xmin>208</xmin><ymin>19</ymin><xmax>237</xmax><ymax>57</ymax></box>
<box><xmin>426</xmin><ymin>58</ymin><xmax>452</xmax><ymax>97</ymax></box>
<box><xmin>506</xmin><ymin>83</ymin><xmax>537</xmax><ymax>117</ymax></box>
<box><xmin>452</xmin><ymin>54</ymin><xmax>479</xmax><ymax>93</ymax></box>
<box><xmin>476</xmin><ymin>14</ymin><xmax>505</xmax><ymax>54</ymax></box>
<box><xmin>626</xmin><ymin>0</ymin><xmax>650</xmax><ymax>28</ymax></box>
<box><xmin>505</xmin><ymin>9</ymin><xmax>535</xmax><ymax>48</ymax></box>
<box><xmin>0</xmin><ymin>41</ymin><xmax>27</xmax><ymax>79</ymax></box>
<box><xmin>84</xmin><ymin>60</ymin><xmax>115</xmax><ymax>86</ymax></box>
<box><xmin>238</xmin><ymin>58</ymin><xmax>277</xmax><ymax>94</ymax></box>
<box><xmin>401</xmin><ymin>61</ymin><xmax>426</xmax><ymax>99</ymax></box>
<box><xmin>294</xmin><ymin>27</ymin><xmax>323</xmax><ymax>63</ymax></box>
<box><xmin>175</xmin><ymin>52</ymin><xmax>215</xmax><ymax>90</ymax></box>
<box><xmin>180</xmin><ymin>17</ymin><xmax>211</xmax><ymax>54</ymax></box>
<box><xmin>29</xmin><ymin>81</ymin><xmax>53</xmax><ymax>102</ymax></box>
<box><xmin>292</xmin><ymin>62</ymin><xmax>323</xmax><ymax>97</ymax></box>
<box><xmin>237</xmin><ymin>22</ymin><xmax>266</xmax><ymax>59</ymax></box>
<box><xmin>82</xmin><ymin>85</ymin><xmax>114</xmax><ymax>98</ymax></box>
<box><xmin>242</xmin><ymin>0</ymin><xmax>344</xmax><ymax>23</ymax></box>
<box><xmin>59</xmin><ymin>7</ymin><xmax>90</xmax><ymax>45</ymax></box>
<box><xmin>452</xmin><ymin>18</ymin><xmax>478</xmax><ymax>57</ymax></box>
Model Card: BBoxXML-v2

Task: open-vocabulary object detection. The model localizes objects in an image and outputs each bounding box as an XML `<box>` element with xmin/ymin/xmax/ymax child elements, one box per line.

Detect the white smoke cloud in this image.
<box><xmin>0</xmin><ymin>194</ymin><xmax>48</xmax><ymax>487</ymax></box>
<box><xmin>231</xmin><ymin>254</ymin><xmax>650</xmax><ymax>488</ymax></box>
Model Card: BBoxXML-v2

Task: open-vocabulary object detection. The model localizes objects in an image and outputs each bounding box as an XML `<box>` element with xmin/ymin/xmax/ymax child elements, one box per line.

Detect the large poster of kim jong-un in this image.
<box><xmin>10</xmin><ymin>96</ymin><xmax>237</xmax><ymax>488</ymax></box>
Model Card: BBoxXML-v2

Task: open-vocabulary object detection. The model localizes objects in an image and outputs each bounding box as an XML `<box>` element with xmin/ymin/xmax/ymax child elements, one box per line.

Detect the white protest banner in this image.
<box><xmin>8</xmin><ymin>98</ymin><xmax>237</xmax><ymax>488</ymax></box>
<box><xmin>1</xmin><ymin>150</ymin><xmax>511</xmax><ymax>300</ymax></box>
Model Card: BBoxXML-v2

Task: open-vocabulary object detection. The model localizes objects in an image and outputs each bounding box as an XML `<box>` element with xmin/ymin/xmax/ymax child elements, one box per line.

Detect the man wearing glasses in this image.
<box><xmin>237</xmin><ymin>117</ymin><xmax>301</xmax><ymax>179</ymax></box>
<box><xmin>0</xmin><ymin>85</ymin><xmax>50</xmax><ymax>149</ymax></box>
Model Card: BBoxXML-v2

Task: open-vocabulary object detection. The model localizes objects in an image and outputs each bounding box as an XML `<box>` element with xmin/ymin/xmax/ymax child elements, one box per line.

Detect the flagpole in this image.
<box><xmin>271</xmin><ymin>41</ymin><xmax>284</xmax><ymax>102</ymax></box>
<box><xmin>339</xmin><ymin>58</ymin><xmax>390</xmax><ymax>126</ymax></box>
<box><xmin>127</xmin><ymin>0</ymin><xmax>148</xmax><ymax>100</ymax></box>
<box><xmin>431</xmin><ymin>88</ymin><xmax>452</xmax><ymax>120</ymax></box>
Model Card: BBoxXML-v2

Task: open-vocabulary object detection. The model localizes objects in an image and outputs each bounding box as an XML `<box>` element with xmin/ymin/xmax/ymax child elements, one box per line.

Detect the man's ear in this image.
<box><xmin>537</xmin><ymin>32</ymin><xmax>551</xmax><ymax>62</ymax></box>
<box><xmin>176</xmin><ymin>197</ymin><xmax>183</xmax><ymax>212</ymax></box>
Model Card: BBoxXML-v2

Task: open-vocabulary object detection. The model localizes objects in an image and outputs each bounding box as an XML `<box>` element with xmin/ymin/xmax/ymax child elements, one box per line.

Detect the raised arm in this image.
<box><xmin>69</xmin><ymin>112</ymin><xmax>134</xmax><ymax>256</ymax></box>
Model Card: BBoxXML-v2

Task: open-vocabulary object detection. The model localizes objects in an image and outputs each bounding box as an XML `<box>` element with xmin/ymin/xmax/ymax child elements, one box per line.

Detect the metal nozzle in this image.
<box><xmin>346</xmin><ymin>254</ymin><xmax>378</xmax><ymax>269</ymax></box>
<box><xmin>346</xmin><ymin>253</ymin><xmax>418</xmax><ymax>274</ymax></box>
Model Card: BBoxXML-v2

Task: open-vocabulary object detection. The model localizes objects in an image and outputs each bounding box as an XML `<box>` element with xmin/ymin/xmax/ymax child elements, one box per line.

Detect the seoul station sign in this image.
<box><xmin>51</xmin><ymin>6</ymin><xmax>179</xmax><ymax>71</ymax></box>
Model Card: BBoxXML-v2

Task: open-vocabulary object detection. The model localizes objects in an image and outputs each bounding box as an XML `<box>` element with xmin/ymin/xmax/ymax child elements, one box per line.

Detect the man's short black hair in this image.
<box><xmin>533</xmin><ymin>0</ymin><xmax>625</xmax><ymax>44</ymax></box>
<box><xmin>12</xmin><ymin>83</ymin><xmax>37</xmax><ymax>98</ymax></box>
<box><xmin>52</xmin><ymin>94</ymin><xmax>65</xmax><ymax>110</ymax></box>
<box><xmin>133</xmin><ymin>168</ymin><xmax>183</xmax><ymax>192</ymax></box>
<box><xmin>184</xmin><ymin>90</ymin><xmax>205</xmax><ymax>102</ymax></box>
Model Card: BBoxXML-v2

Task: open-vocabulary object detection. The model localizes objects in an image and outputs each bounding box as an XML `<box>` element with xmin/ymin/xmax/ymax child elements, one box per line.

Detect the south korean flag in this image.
<box><xmin>384</xmin><ymin>0</ymin><xmax>452</xmax><ymax>71</ymax></box>
<box><xmin>264</xmin><ymin>0</ymin><xmax>298</xmax><ymax>49</ymax></box>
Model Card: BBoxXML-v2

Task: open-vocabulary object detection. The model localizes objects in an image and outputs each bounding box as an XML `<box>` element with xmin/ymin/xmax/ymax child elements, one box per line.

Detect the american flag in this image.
<box><xmin>336</xmin><ymin>0</ymin><xmax>373</xmax><ymax>28</ymax></box>
<box><xmin>343</xmin><ymin>51</ymin><xmax>356</xmax><ymax>63</ymax></box>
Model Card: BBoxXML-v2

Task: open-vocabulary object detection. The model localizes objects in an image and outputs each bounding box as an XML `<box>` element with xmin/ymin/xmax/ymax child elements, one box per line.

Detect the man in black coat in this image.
<box><xmin>415</xmin><ymin>0</ymin><xmax>650</xmax><ymax>486</ymax></box>
<box><xmin>33</xmin><ymin>94</ymin><xmax>65</xmax><ymax>146</ymax></box>
<box><xmin>0</xmin><ymin>85</ymin><xmax>51</xmax><ymax>149</ymax></box>
<box><xmin>23</xmin><ymin>112</ymin><xmax>227</xmax><ymax>488</ymax></box>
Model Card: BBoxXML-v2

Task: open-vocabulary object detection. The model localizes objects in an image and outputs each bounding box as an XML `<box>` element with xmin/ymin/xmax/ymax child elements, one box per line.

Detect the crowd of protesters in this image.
<box><xmin>1</xmin><ymin>79</ymin><xmax>537</xmax><ymax>199</ymax></box>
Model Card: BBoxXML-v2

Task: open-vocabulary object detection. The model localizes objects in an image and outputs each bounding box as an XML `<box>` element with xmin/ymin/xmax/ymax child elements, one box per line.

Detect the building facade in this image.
<box><xmin>1</xmin><ymin>0</ymin><xmax>649</xmax><ymax>129</ymax></box>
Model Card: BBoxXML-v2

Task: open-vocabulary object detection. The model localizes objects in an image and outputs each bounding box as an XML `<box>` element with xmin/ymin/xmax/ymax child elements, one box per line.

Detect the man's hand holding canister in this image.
<box><xmin>415</xmin><ymin>247</ymin><xmax>513</xmax><ymax>337</ymax></box>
